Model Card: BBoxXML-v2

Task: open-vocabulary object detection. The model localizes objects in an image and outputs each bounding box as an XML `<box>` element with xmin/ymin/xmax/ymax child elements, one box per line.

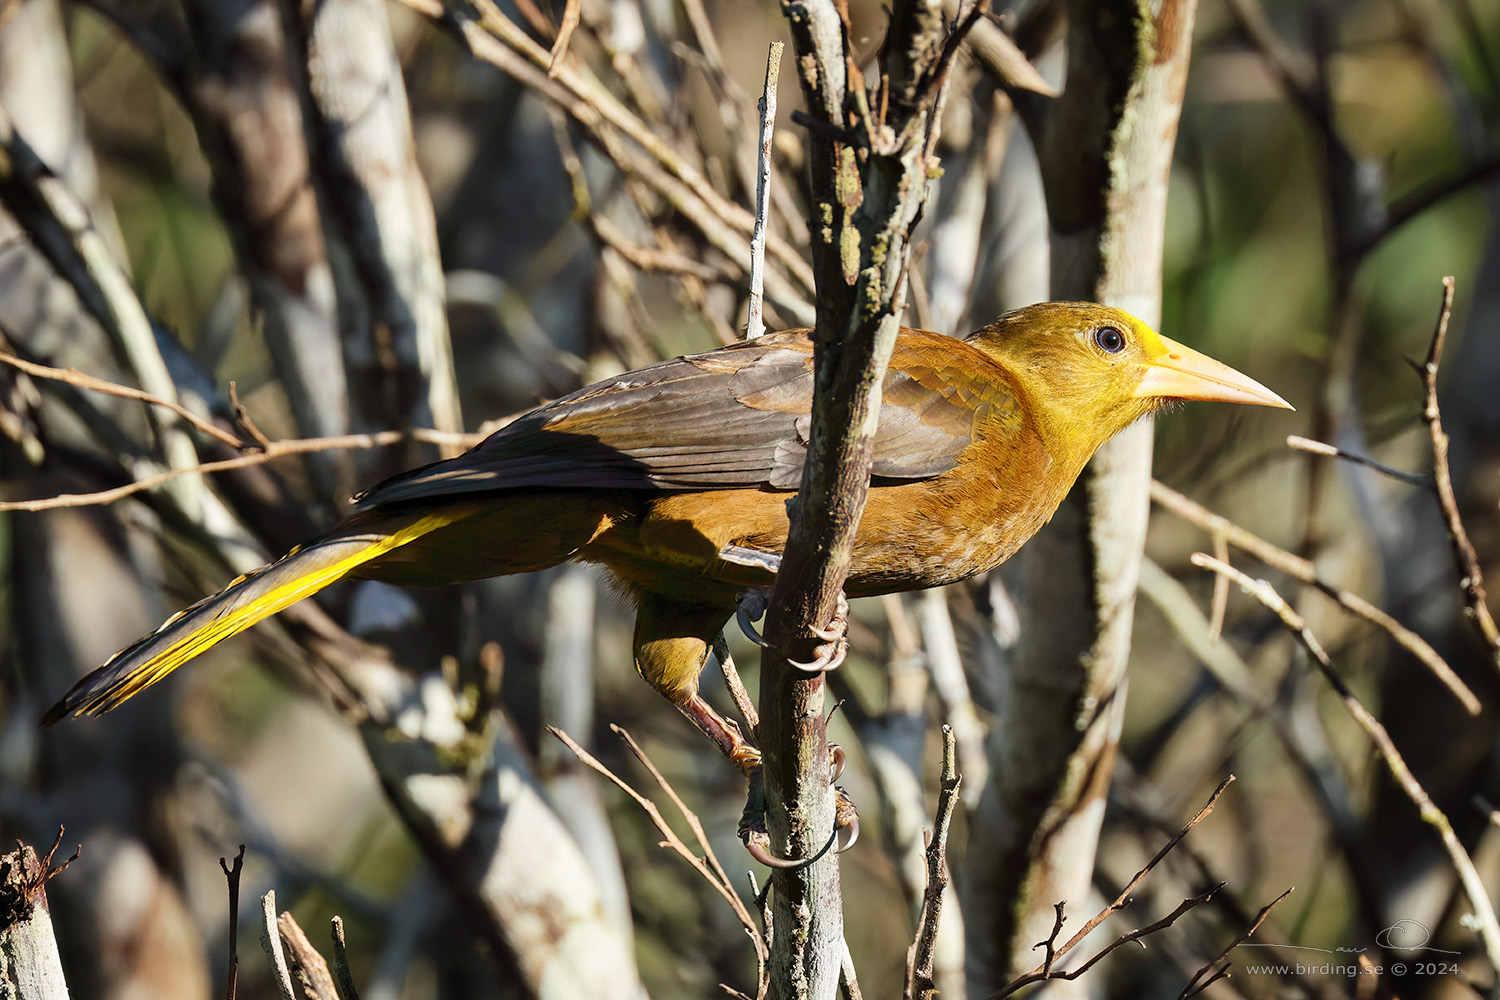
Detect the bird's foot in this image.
<box><xmin>739</xmin><ymin>747</ymin><xmax>859</xmax><ymax>867</ymax></box>
<box><xmin>789</xmin><ymin>591</ymin><xmax>849</xmax><ymax>673</ymax></box>
<box><xmin>733</xmin><ymin>586</ymin><xmax>850</xmax><ymax>673</ymax></box>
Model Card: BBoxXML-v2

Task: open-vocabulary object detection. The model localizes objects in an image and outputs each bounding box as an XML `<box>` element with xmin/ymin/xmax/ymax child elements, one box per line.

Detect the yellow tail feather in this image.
<box><xmin>42</xmin><ymin>511</ymin><xmax>468</xmax><ymax>724</ymax></box>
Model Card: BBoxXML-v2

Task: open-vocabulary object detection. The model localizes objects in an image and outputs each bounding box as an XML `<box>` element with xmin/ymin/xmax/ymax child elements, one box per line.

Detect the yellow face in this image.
<box><xmin>968</xmin><ymin>301</ymin><xmax>1290</xmax><ymax>455</ymax></box>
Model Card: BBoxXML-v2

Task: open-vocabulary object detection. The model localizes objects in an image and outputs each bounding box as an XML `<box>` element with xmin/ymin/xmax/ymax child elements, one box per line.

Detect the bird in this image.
<box><xmin>44</xmin><ymin>302</ymin><xmax>1290</xmax><ymax>783</ymax></box>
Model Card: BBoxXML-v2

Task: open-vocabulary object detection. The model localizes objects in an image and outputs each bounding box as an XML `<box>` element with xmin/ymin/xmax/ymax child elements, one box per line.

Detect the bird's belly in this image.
<box><xmin>585</xmin><ymin>478</ymin><xmax>1049</xmax><ymax>602</ymax></box>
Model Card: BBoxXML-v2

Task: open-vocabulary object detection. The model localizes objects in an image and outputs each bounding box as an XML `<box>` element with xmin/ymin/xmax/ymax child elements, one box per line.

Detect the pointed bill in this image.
<box><xmin>1135</xmin><ymin>335</ymin><xmax>1293</xmax><ymax>410</ymax></box>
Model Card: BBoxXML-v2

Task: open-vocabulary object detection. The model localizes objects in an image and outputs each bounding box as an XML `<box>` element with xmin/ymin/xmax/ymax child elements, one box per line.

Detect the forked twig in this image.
<box><xmin>987</xmin><ymin>776</ymin><xmax>1236</xmax><ymax>998</ymax></box>
<box><xmin>1178</xmin><ymin>887</ymin><xmax>1292</xmax><ymax>998</ymax></box>
<box><xmin>906</xmin><ymin>726</ymin><xmax>961</xmax><ymax>999</ymax></box>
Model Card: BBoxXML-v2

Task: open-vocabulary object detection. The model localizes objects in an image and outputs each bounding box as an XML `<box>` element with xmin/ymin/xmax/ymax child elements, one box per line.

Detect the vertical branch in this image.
<box><xmin>768</xmin><ymin>2</ymin><xmax>979</xmax><ymax>996</ymax></box>
<box><xmin>966</xmin><ymin>0</ymin><xmax>1201</xmax><ymax>990</ymax></box>
<box><xmin>177</xmin><ymin>0</ymin><xmax>353</xmax><ymax>503</ymax></box>
<box><xmin>1419</xmin><ymin>276</ymin><xmax>1500</xmax><ymax>665</ymax></box>
<box><xmin>299</xmin><ymin>0</ymin><xmax>464</xmax><ymax>464</ymax></box>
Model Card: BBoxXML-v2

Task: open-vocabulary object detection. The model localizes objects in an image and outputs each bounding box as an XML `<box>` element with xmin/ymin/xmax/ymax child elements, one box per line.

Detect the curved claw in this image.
<box><xmin>829</xmin><ymin>745</ymin><xmax>846</xmax><ymax>783</ymax></box>
<box><xmin>788</xmin><ymin>638</ymin><xmax>848</xmax><ymax>673</ymax></box>
<box><xmin>735</xmin><ymin>590</ymin><xmax>770</xmax><ymax>647</ymax></box>
<box><xmin>836</xmin><ymin>811</ymin><xmax>860</xmax><ymax>853</ymax></box>
<box><xmin>743</xmin><ymin>838</ymin><xmax>809</xmax><ymax>869</ymax></box>
<box><xmin>834</xmin><ymin>785</ymin><xmax>859</xmax><ymax>852</ymax></box>
<box><xmin>736</xmin><ymin>607</ymin><xmax>768</xmax><ymax>647</ymax></box>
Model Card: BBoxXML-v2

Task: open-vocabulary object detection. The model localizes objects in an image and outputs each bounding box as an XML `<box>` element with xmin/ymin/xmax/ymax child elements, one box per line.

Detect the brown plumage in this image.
<box><xmin>45</xmin><ymin>302</ymin><xmax>1289</xmax><ymax>770</ymax></box>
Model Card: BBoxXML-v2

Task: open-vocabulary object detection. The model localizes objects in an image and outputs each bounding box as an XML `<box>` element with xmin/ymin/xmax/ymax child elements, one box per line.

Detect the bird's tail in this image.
<box><xmin>41</xmin><ymin>509</ymin><xmax>468</xmax><ymax>725</ymax></box>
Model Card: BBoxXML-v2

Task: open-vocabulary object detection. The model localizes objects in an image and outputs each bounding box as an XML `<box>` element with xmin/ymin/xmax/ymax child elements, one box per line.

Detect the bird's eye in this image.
<box><xmin>1095</xmin><ymin>326</ymin><xmax>1126</xmax><ymax>353</ymax></box>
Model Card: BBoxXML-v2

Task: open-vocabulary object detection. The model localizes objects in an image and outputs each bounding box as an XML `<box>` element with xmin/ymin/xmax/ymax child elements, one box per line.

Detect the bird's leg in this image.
<box><xmin>722</xmin><ymin>545</ymin><xmax>851</xmax><ymax>672</ymax></box>
<box><xmin>632</xmin><ymin>590</ymin><xmax>858</xmax><ymax>864</ymax></box>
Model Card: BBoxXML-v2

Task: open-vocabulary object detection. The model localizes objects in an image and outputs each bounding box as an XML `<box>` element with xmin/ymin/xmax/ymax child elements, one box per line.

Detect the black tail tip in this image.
<box><xmin>38</xmin><ymin>700</ymin><xmax>70</xmax><ymax>728</ymax></box>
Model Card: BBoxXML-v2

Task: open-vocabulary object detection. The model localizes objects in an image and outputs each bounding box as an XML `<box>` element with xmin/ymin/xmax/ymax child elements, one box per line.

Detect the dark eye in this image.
<box><xmin>1095</xmin><ymin>326</ymin><xmax>1126</xmax><ymax>353</ymax></box>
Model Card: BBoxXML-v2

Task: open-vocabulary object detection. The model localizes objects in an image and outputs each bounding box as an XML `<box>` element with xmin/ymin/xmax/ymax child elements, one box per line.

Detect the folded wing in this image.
<box><xmin>360</xmin><ymin>328</ymin><xmax>1013</xmax><ymax>505</ymax></box>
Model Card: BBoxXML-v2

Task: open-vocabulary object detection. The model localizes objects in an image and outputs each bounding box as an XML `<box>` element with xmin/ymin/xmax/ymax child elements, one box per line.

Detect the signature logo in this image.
<box><xmin>1242</xmin><ymin>917</ymin><xmax>1460</xmax><ymax>956</ymax></box>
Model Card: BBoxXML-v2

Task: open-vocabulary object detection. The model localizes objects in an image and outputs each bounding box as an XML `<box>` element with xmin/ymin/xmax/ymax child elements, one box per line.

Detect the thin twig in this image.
<box><xmin>0</xmin><ymin>428</ymin><xmax>480</xmax><ymax>511</ymax></box>
<box><xmin>714</xmin><ymin>636</ymin><xmax>761</xmax><ymax>731</ymax></box>
<box><xmin>1179</xmin><ymin>887</ymin><xmax>1293</xmax><ymax>998</ymax></box>
<box><xmin>259</xmin><ymin>890</ymin><xmax>296</xmax><ymax>1000</ymax></box>
<box><xmin>1418</xmin><ymin>277</ymin><xmax>1500</xmax><ymax>664</ymax></box>
<box><xmin>219</xmin><ymin>846</ymin><xmax>246</xmax><ymax>1000</ymax></box>
<box><xmin>907</xmin><ymin>726</ymin><xmax>962</xmax><ymax>1000</ymax></box>
<box><xmin>1191</xmin><ymin>552</ymin><xmax>1500</xmax><ymax>972</ymax></box>
<box><xmin>1151</xmin><ymin>479</ymin><xmax>1481</xmax><ymax>714</ymax></box>
<box><xmin>987</xmin><ymin>776</ymin><xmax>1237</xmax><ymax>998</ymax></box>
<box><xmin>545</xmin><ymin>0</ymin><xmax>580</xmax><ymax>77</ymax></box>
<box><xmin>0</xmin><ymin>351</ymin><xmax>243</xmax><ymax>449</ymax></box>
<box><xmin>746</xmin><ymin>41</ymin><xmax>782</xmax><ymax>340</ymax></box>
<box><xmin>1286</xmin><ymin>434</ymin><xmax>1432</xmax><ymax>487</ymax></box>
<box><xmin>992</xmin><ymin>886</ymin><xmax>1227</xmax><ymax>998</ymax></box>
<box><xmin>330</xmin><ymin>916</ymin><xmax>361</xmax><ymax>1000</ymax></box>
<box><xmin>547</xmin><ymin>725</ymin><xmax>768</xmax><ymax>967</ymax></box>
<box><xmin>1207</xmin><ymin>532</ymin><xmax>1230</xmax><ymax>644</ymax></box>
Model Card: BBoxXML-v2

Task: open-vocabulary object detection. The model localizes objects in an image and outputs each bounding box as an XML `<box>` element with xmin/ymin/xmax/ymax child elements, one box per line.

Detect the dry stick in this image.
<box><xmin>745</xmin><ymin>41</ymin><xmax>782</xmax><ymax>340</ymax></box>
<box><xmin>545</xmin><ymin>0</ymin><xmax>580</xmax><ymax>76</ymax></box>
<box><xmin>547</xmin><ymin>725</ymin><xmax>768</xmax><ymax>966</ymax></box>
<box><xmin>1207</xmin><ymin>532</ymin><xmax>1231</xmax><ymax>644</ymax></box>
<box><xmin>1285</xmin><ymin>434</ymin><xmax>1431</xmax><ymax>488</ymax></box>
<box><xmin>465</xmin><ymin>0</ymin><xmax>816</xmax><ymax>298</ymax></box>
<box><xmin>0</xmin><ymin>347</ymin><xmax>482</xmax><ymax>511</ymax></box>
<box><xmin>1420</xmin><ymin>276</ymin><xmax>1500</xmax><ymax>665</ymax></box>
<box><xmin>1178</xmin><ymin>887</ymin><xmax>1293</xmax><ymax>999</ymax></box>
<box><xmin>988</xmin><ymin>775</ymin><xmax>1236</xmax><ymax>999</ymax></box>
<box><xmin>608</xmin><ymin>723</ymin><xmax>764</xmax><ymax>959</ymax></box>
<box><xmin>219</xmin><ymin>846</ymin><xmax>246</xmax><ymax>1000</ymax></box>
<box><xmin>590</xmin><ymin>215</ymin><xmax>725</xmax><ymax>281</ymax></box>
<box><xmin>0</xmin><ymin>429</ymin><xmax>478</xmax><ymax>511</ymax></box>
<box><xmin>277</xmin><ymin>911</ymin><xmax>339</xmax><ymax>1000</ymax></box>
<box><xmin>0</xmin><ymin>352</ymin><xmax>243</xmax><ymax>448</ymax></box>
<box><xmin>330</xmin><ymin>917</ymin><xmax>361</xmax><ymax>1000</ymax></box>
<box><xmin>1190</xmin><ymin>552</ymin><xmax>1500</xmax><ymax>972</ymax></box>
<box><xmin>907</xmin><ymin>726</ymin><xmax>962</xmax><ymax>1000</ymax></box>
<box><xmin>1150</xmin><ymin>479</ymin><xmax>1481</xmax><ymax>715</ymax></box>
<box><xmin>714</xmin><ymin>637</ymin><xmax>761</xmax><ymax>731</ymax></box>
<box><xmin>259</xmin><ymin>891</ymin><xmax>296</xmax><ymax>1000</ymax></box>
<box><xmin>402</xmin><ymin>0</ymin><xmax>815</xmax><ymax>325</ymax></box>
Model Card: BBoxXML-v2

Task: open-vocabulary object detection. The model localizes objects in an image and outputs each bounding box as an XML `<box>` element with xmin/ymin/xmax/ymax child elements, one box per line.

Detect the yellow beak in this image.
<box><xmin>1134</xmin><ymin>335</ymin><xmax>1293</xmax><ymax>410</ymax></box>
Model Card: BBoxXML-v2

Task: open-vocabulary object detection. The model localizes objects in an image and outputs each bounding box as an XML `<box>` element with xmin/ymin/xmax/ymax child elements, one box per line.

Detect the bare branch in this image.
<box><xmin>987</xmin><ymin>776</ymin><xmax>1236</xmax><ymax>998</ymax></box>
<box><xmin>907</xmin><ymin>726</ymin><xmax>962</xmax><ymax>999</ymax></box>
<box><xmin>746</xmin><ymin>41</ymin><xmax>783</xmax><ymax>340</ymax></box>
<box><xmin>1151</xmin><ymin>480</ymin><xmax>1481</xmax><ymax>714</ymax></box>
<box><xmin>259</xmin><ymin>891</ymin><xmax>296</xmax><ymax>1000</ymax></box>
<box><xmin>547</xmin><ymin>725</ymin><xmax>767</xmax><ymax>969</ymax></box>
<box><xmin>1191</xmin><ymin>552</ymin><xmax>1500</xmax><ymax>971</ymax></box>
<box><xmin>1418</xmin><ymin>277</ymin><xmax>1500</xmax><ymax>666</ymax></box>
<box><xmin>277</xmin><ymin>911</ymin><xmax>339</xmax><ymax>1000</ymax></box>
<box><xmin>1179</xmin><ymin>887</ymin><xmax>1293</xmax><ymax>998</ymax></box>
<box><xmin>1285</xmin><ymin>434</ymin><xmax>1432</xmax><ymax>488</ymax></box>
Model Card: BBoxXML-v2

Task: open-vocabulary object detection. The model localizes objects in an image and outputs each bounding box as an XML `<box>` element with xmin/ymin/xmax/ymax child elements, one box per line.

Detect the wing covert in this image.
<box><xmin>358</xmin><ymin>328</ymin><xmax>1018</xmax><ymax>506</ymax></box>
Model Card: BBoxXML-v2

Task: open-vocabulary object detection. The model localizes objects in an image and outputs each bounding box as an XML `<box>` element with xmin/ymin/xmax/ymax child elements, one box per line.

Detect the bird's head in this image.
<box><xmin>968</xmin><ymin>301</ymin><xmax>1291</xmax><ymax>455</ymax></box>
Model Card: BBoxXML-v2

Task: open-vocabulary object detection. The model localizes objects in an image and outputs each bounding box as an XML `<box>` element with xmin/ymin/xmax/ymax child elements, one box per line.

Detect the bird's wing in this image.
<box><xmin>359</xmin><ymin>329</ymin><xmax>1013</xmax><ymax>505</ymax></box>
